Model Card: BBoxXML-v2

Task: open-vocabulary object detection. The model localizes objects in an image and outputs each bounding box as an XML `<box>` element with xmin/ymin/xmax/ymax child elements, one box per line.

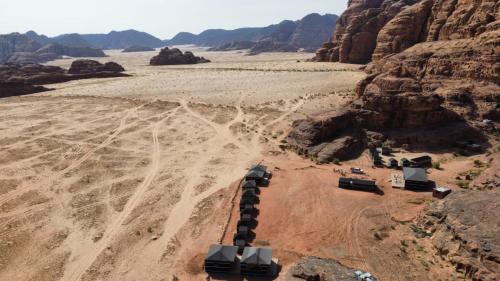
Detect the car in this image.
<box><xmin>351</xmin><ymin>167</ymin><xmax>364</xmax><ymax>174</ymax></box>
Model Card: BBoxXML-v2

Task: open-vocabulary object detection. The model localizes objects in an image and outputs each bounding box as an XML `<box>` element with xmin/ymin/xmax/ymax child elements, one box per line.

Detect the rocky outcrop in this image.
<box><xmin>416</xmin><ymin>189</ymin><xmax>500</xmax><ymax>281</ymax></box>
<box><xmin>286</xmin><ymin>257</ymin><xmax>377</xmax><ymax>281</ymax></box>
<box><xmin>470</xmin><ymin>155</ymin><xmax>500</xmax><ymax>191</ymax></box>
<box><xmin>314</xmin><ymin>0</ymin><xmax>418</xmax><ymax>63</ymax></box>
<box><xmin>68</xmin><ymin>60</ymin><xmax>125</xmax><ymax>75</ymax></box>
<box><xmin>0</xmin><ymin>33</ymin><xmax>42</xmax><ymax>63</ymax></box>
<box><xmin>122</xmin><ymin>45</ymin><xmax>155</xmax><ymax>52</ymax></box>
<box><xmin>290</xmin><ymin>0</ymin><xmax>499</xmax><ymax>160</ymax></box>
<box><xmin>149</xmin><ymin>48</ymin><xmax>210</xmax><ymax>65</ymax></box>
<box><xmin>0</xmin><ymin>60</ymin><xmax>129</xmax><ymax>98</ymax></box>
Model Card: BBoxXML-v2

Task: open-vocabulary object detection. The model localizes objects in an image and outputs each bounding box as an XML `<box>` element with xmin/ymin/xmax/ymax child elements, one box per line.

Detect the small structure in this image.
<box><xmin>391</xmin><ymin>173</ymin><xmax>405</xmax><ymax>189</ymax></box>
<box><xmin>238</xmin><ymin>224</ymin><xmax>250</xmax><ymax>233</ymax></box>
<box><xmin>388</xmin><ymin>158</ymin><xmax>398</xmax><ymax>168</ymax></box>
<box><xmin>410</xmin><ymin>155</ymin><xmax>432</xmax><ymax>168</ymax></box>
<box><xmin>242</xmin><ymin>180</ymin><xmax>257</xmax><ymax>190</ymax></box>
<box><xmin>240</xmin><ymin>195</ymin><xmax>256</xmax><ymax>206</ymax></box>
<box><xmin>339</xmin><ymin>178</ymin><xmax>377</xmax><ymax>192</ymax></box>
<box><xmin>245</xmin><ymin>170</ymin><xmax>266</xmax><ymax>184</ymax></box>
<box><xmin>400</xmin><ymin>158</ymin><xmax>411</xmax><ymax>167</ymax></box>
<box><xmin>242</xmin><ymin>189</ymin><xmax>258</xmax><ymax>200</ymax></box>
<box><xmin>403</xmin><ymin>167</ymin><xmax>429</xmax><ymax>190</ymax></box>
<box><xmin>433</xmin><ymin>187</ymin><xmax>452</xmax><ymax>199</ymax></box>
<box><xmin>240</xmin><ymin>247</ymin><xmax>273</xmax><ymax>276</ymax></box>
<box><xmin>204</xmin><ymin>244</ymin><xmax>239</xmax><ymax>274</ymax></box>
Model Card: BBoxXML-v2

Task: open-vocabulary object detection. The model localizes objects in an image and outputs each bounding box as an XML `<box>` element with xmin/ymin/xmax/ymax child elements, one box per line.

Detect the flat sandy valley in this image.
<box><xmin>0</xmin><ymin>48</ymin><xmax>488</xmax><ymax>281</ymax></box>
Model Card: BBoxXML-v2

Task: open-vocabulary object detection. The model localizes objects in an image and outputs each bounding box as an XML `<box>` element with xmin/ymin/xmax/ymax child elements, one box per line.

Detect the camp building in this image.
<box><xmin>240</xmin><ymin>247</ymin><xmax>273</xmax><ymax>276</ymax></box>
<box><xmin>403</xmin><ymin>167</ymin><xmax>429</xmax><ymax>190</ymax></box>
<box><xmin>339</xmin><ymin>178</ymin><xmax>377</xmax><ymax>192</ymax></box>
<box><xmin>204</xmin><ymin>244</ymin><xmax>239</xmax><ymax>274</ymax></box>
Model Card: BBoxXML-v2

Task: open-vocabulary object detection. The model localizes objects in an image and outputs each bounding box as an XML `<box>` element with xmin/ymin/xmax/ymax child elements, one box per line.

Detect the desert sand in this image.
<box><xmin>0</xmin><ymin>48</ymin><xmax>493</xmax><ymax>281</ymax></box>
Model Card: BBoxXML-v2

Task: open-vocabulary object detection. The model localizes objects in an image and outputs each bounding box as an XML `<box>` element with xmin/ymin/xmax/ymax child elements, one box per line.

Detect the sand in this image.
<box><xmin>1</xmin><ymin>48</ymin><xmax>492</xmax><ymax>281</ymax></box>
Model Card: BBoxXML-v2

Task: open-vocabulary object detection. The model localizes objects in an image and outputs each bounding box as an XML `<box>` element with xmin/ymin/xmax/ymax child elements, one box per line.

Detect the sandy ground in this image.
<box><xmin>0</xmin><ymin>48</ymin><xmax>494</xmax><ymax>281</ymax></box>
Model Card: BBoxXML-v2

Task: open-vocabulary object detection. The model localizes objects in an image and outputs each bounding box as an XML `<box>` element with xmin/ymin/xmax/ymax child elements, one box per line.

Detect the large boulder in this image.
<box><xmin>149</xmin><ymin>48</ymin><xmax>210</xmax><ymax>65</ymax></box>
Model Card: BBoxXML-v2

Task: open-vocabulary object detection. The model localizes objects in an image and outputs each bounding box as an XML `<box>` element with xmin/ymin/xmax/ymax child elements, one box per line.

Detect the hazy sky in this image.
<box><xmin>0</xmin><ymin>0</ymin><xmax>346</xmax><ymax>39</ymax></box>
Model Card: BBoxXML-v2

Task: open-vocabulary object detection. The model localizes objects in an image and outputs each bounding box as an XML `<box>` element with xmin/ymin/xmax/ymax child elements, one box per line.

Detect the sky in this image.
<box><xmin>0</xmin><ymin>0</ymin><xmax>346</xmax><ymax>39</ymax></box>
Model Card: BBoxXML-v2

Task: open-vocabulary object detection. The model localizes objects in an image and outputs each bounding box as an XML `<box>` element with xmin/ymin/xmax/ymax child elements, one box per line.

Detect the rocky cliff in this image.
<box><xmin>288</xmin><ymin>0</ymin><xmax>499</xmax><ymax>162</ymax></box>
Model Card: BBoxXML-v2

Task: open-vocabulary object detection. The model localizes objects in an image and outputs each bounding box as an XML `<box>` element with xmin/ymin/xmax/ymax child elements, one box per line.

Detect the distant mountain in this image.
<box><xmin>53</xmin><ymin>33</ymin><xmax>94</xmax><ymax>48</ymax></box>
<box><xmin>166</xmin><ymin>13</ymin><xmax>338</xmax><ymax>53</ymax></box>
<box><xmin>80</xmin><ymin>30</ymin><xmax>165</xmax><ymax>49</ymax></box>
<box><xmin>0</xmin><ymin>33</ymin><xmax>105</xmax><ymax>64</ymax></box>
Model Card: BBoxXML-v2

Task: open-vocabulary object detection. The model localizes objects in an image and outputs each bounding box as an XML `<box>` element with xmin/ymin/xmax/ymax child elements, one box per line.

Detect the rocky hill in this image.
<box><xmin>80</xmin><ymin>30</ymin><xmax>165</xmax><ymax>49</ymax></box>
<box><xmin>288</xmin><ymin>0</ymin><xmax>499</xmax><ymax>163</ymax></box>
<box><xmin>0</xmin><ymin>33</ymin><xmax>106</xmax><ymax>64</ymax></box>
<box><xmin>167</xmin><ymin>13</ymin><xmax>338</xmax><ymax>53</ymax></box>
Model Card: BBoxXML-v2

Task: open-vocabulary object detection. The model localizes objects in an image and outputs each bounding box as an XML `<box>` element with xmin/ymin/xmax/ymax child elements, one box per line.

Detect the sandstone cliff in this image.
<box><xmin>289</xmin><ymin>0</ymin><xmax>499</xmax><ymax>162</ymax></box>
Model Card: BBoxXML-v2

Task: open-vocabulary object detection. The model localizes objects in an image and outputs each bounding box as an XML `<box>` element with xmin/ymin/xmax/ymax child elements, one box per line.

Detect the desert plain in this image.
<box><xmin>0</xmin><ymin>48</ymin><xmax>496</xmax><ymax>281</ymax></box>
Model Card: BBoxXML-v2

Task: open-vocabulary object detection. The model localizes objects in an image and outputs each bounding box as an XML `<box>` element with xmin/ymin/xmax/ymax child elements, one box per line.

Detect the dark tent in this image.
<box><xmin>204</xmin><ymin>244</ymin><xmax>239</xmax><ymax>274</ymax></box>
<box><xmin>241</xmin><ymin>247</ymin><xmax>273</xmax><ymax>276</ymax></box>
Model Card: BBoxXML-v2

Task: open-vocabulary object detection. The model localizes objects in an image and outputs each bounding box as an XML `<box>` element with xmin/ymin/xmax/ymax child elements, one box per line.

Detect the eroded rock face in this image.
<box><xmin>149</xmin><ymin>48</ymin><xmax>210</xmax><ymax>65</ymax></box>
<box><xmin>314</xmin><ymin>0</ymin><xmax>419</xmax><ymax>63</ymax></box>
<box><xmin>290</xmin><ymin>0</ymin><xmax>499</xmax><ymax>160</ymax></box>
<box><xmin>286</xmin><ymin>256</ymin><xmax>377</xmax><ymax>281</ymax></box>
<box><xmin>416</xmin><ymin>189</ymin><xmax>500</xmax><ymax>281</ymax></box>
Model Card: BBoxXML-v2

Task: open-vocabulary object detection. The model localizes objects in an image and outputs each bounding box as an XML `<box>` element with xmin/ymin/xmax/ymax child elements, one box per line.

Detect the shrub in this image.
<box><xmin>432</xmin><ymin>162</ymin><xmax>441</xmax><ymax>170</ymax></box>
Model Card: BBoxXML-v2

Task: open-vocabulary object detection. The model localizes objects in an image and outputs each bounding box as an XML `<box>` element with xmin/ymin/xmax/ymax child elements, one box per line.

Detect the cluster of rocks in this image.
<box><xmin>0</xmin><ymin>60</ymin><xmax>128</xmax><ymax>98</ymax></box>
<box><xmin>416</xmin><ymin>189</ymin><xmax>499</xmax><ymax>281</ymax></box>
<box><xmin>149</xmin><ymin>47</ymin><xmax>210</xmax><ymax>65</ymax></box>
<box><xmin>288</xmin><ymin>0</ymin><xmax>499</xmax><ymax>162</ymax></box>
<box><xmin>122</xmin><ymin>45</ymin><xmax>155</xmax><ymax>53</ymax></box>
<box><xmin>286</xmin><ymin>257</ymin><xmax>377</xmax><ymax>281</ymax></box>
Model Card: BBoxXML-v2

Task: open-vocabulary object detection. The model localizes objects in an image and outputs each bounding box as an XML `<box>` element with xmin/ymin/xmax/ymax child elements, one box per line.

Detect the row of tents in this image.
<box><xmin>204</xmin><ymin>164</ymin><xmax>275</xmax><ymax>277</ymax></box>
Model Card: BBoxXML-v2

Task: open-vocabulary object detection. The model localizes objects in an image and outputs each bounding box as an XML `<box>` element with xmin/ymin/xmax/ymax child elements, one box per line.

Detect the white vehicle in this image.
<box><xmin>351</xmin><ymin>167</ymin><xmax>365</xmax><ymax>174</ymax></box>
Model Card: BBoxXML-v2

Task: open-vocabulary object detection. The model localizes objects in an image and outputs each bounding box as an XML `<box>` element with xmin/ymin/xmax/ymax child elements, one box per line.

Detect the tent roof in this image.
<box><xmin>206</xmin><ymin>244</ymin><xmax>238</xmax><ymax>262</ymax></box>
<box><xmin>241</xmin><ymin>247</ymin><xmax>272</xmax><ymax>265</ymax></box>
<box><xmin>242</xmin><ymin>180</ymin><xmax>257</xmax><ymax>188</ymax></box>
<box><xmin>403</xmin><ymin>167</ymin><xmax>428</xmax><ymax>182</ymax></box>
<box><xmin>250</xmin><ymin>164</ymin><xmax>267</xmax><ymax>172</ymax></box>
<box><xmin>246</xmin><ymin>170</ymin><xmax>265</xmax><ymax>178</ymax></box>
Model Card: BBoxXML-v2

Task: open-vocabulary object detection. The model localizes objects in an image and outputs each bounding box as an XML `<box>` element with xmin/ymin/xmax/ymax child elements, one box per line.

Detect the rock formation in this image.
<box><xmin>68</xmin><ymin>60</ymin><xmax>125</xmax><ymax>75</ymax></box>
<box><xmin>122</xmin><ymin>45</ymin><xmax>155</xmax><ymax>52</ymax></box>
<box><xmin>314</xmin><ymin>0</ymin><xmax>418</xmax><ymax>63</ymax></box>
<box><xmin>286</xmin><ymin>256</ymin><xmax>377</xmax><ymax>280</ymax></box>
<box><xmin>416</xmin><ymin>189</ymin><xmax>500</xmax><ymax>281</ymax></box>
<box><xmin>288</xmin><ymin>0</ymin><xmax>499</xmax><ymax>162</ymax></box>
<box><xmin>149</xmin><ymin>48</ymin><xmax>210</xmax><ymax>65</ymax></box>
<box><xmin>0</xmin><ymin>60</ymin><xmax>129</xmax><ymax>98</ymax></box>
<box><xmin>0</xmin><ymin>33</ymin><xmax>107</xmax><ymax>64</ymax></box>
